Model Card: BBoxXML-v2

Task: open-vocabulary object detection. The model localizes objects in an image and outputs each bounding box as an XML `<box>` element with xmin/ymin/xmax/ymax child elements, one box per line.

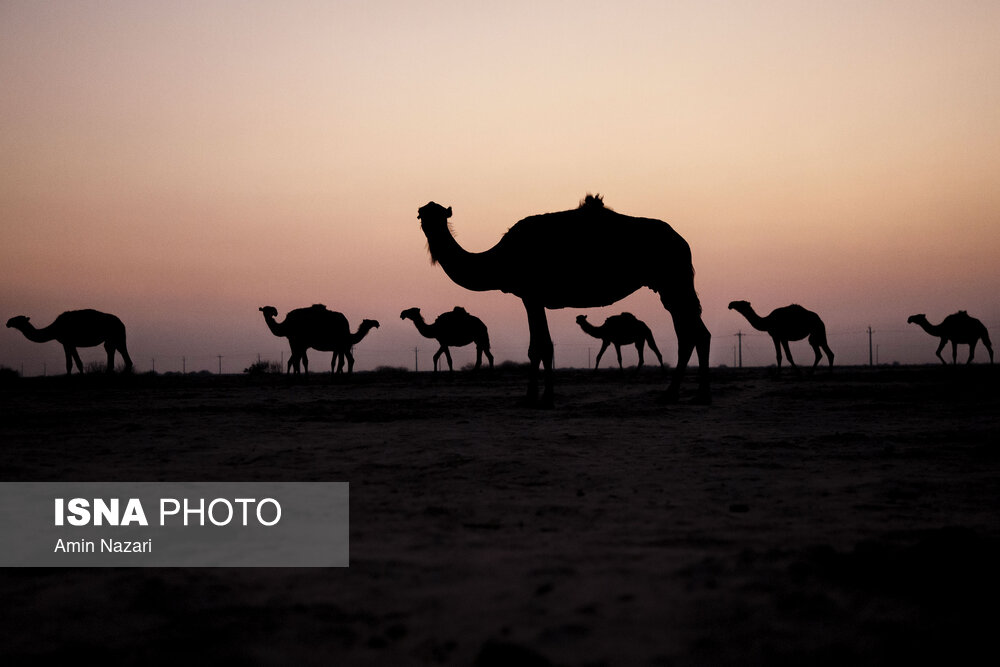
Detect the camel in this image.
<box><xmin>6</xmin><ymin>309</ymin><xmax>133</xmax><ymax>374</ymax></box>
<box><xmin>728</xmin><ymin>300</ymin><xmax>834</xmax><ymax>373</ymax></box>
<box><xmin>400</xmin><ymin>306</ymin><xmax>494</xmax><ymax>371</ymax></box>
<box><xmin>416</xmin><ymin>195</ymin><xmax>710</xmax><ymax>406</ymax></box>
<box><xmin>575</xmin><ymin>312</ymin><xmax>664</xmax><ymax>371</ymax></box>
<box><xmin>907</xmin><ymin>312</ymin><xmax>994</xmax><ymax>365</ymax></box>
<box><xmin>259</xmin><ymin>305</ymin><xmax>379</xmax><ymax>374</ymax></box>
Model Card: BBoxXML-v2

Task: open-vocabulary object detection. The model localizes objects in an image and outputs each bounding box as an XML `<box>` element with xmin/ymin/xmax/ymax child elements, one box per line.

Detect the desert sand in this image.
<box><xmin>1</xmin><ymin>364</ymin><xmax>997</xmax><ymax>665</ymax></box>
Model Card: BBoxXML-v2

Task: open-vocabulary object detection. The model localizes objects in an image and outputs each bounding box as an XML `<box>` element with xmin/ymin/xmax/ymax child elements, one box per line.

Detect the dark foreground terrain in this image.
<box><xmin>1</xmin><ymin>365</ymin><xmax>998</xmax><ymax>665</ymax></box>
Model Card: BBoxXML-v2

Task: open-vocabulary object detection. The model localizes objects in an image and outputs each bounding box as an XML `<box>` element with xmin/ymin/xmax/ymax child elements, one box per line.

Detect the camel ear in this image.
<box><xmin>446</xmin><ymin>206</ymin><xmax>452</xmax><ymax>218</ymax></box>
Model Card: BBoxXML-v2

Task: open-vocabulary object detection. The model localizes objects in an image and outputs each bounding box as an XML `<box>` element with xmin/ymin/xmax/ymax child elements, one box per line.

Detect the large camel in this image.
<box><xmin>576</xmin><ymin>312</ymin><xmax>664</xmax><ymax>371</ymax></box>
<box><xmin>400</xmin><ymin>306</ymin><xmax>494</xmax><ymax>371</ymax></box>
<box><xmin>259</xmin><ymin>305</ymin><xmax>379</xmax><ymax>374</ymax></box>
<box><xmin>907</xmin><ymin>312</ymin><xmax>993</xmax><ymax>364</ymax></box>
<box><xmin>6</xmin><ymin>309</ymin><xmax>133</xmax><ymax>374</ymax></box>
<box><xmin>728</xmin><ymin>300</ymin><xmax>834</xmax><ymax>373</ymax></box>
<box><xmin>417</xmin><ymin>195</ymin><xmax>710</xmax><ymax>406</ymax></box>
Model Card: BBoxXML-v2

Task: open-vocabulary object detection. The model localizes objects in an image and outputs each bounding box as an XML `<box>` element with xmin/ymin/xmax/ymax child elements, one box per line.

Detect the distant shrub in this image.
<box><xmin>0</xmin><ymin>366</ymin><xmax>19</xmax><ymax>382</ymax></box>
<box><xmin>243</xmin><ymin>360</ymin><xmax>284</xmax><ymax>375</ymax></box>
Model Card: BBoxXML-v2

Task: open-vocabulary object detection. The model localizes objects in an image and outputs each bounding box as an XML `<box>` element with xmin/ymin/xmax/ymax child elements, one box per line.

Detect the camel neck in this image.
<box><xmin>424</xmin><ymin>225</ymin><xmax>501</xmax><ymax>293</ymax></box>
<box><xmin>263</xmin><ymin>315</ymin><xmax>285</xmax><ymax>337</ymax></box>
<box><xmin>18</xmin><ymin>323</ymin><xmax>56</xmax><ymax>343</ymax></box>
<box><xmin>739</xmin><ymin>308</ymin><xmax>768</xmax><ymax>331</ymax></box>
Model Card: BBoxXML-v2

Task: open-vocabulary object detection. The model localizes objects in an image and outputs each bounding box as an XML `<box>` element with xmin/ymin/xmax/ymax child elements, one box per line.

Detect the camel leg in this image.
<box><xmin>933</xmin><ymin>339</ymin><xmax>947</xmax><ymax>364</ymax></box>
<box><xmin>443</xmin><ymin>347</ymin><xmax>454</xmax><ymax>371</ymax></box>
<box><xmin>810</xmin><ymin>343</ymin><xmax>822</xmax><ymax>371</ymax></box>
<box><xmin>635</xmin><ymin>341</ymin><xmax>646</xmax><ymax>371</ymax></box>
<box><xmin>346</xmin><ymin>350</ymin><xmax>355</xmax><ymax>374</ymax></box>
<box><xmin>666</xmin><ymin>312</ymin><xmax>710</xmax><ymax>404</ymax></box>
<box><xmin>781</xmin><ymin>341</ymin><xmax>800</xmax><ymax>375</ymax></box>
<box><xmin>119</xmin><ymin>344</ymin><xmax>133</xmax><ymax>372</ymax></box>
<box><xmin>523</xmin><ymin>300</ymin><xmax>554</xmax><ymax>407</ymax></box>
<box><xmin>474</xmin><ymin>346</ymin><xmax>483</xmax><ymax>370</ymax></box>
<box><xmin>615</xmin><ymin>344</ymin><xmax>624</xmax><ymax>370</ymax></box>
<box><xmin>594</xmin><ymin>341</ymin><xmax>610</xmax><ymax>370</ymax></box>
<box><xmin>484</xmin><ymin>348</ymin><xmax>494</xmax><ymax>369</ymax></box>
<box><xmin>985</xmin><ymin>338</ymin><xmax>994</xmax><ymax>364</ymax></box>
<box><xmin>432</xmin><ymin>347</ymin><xmax>444</xmax><ymax>371</ymax></box>
<box><xmin>105</xmin><ymin>342</ymin><xmax>117</xmax><ymax>373</ymax></box>
<box><xmin>951</xmin><ymin>341</ymin><xmax>958</xmax><ymax>364</ymax></box>
<box><xmin>771</xmin><ymin>338</ymin><xmax>783</xmax><ymax>372</ymax></box>
<box><xmin>647</xmin><ymin>335</ymin><xmax>664</xmax><ymax>367</ymax></box>
<box><xmin>72</xmin><ymin>348</ymin><xmax>84</xmax><ymax>374</ymax></box>
<box><xmin>966</xmin><ymin>341</ymin><xmax>977</xmax><ymax>364</ymax></box>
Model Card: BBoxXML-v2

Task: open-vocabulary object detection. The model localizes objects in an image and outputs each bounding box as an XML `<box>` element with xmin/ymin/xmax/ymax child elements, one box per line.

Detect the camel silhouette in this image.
<box><xmin>400</xmin><ymin>306</ymin><xmax>494</xmax><ymax>371</ymax></box>
<box><xmin>259</xmin><ymin>305</ymin><xmax>379</xmax><ymax>374</ymax></box>
<box><xmin>417</xmin><ymin>195</ymin><xmax>710</xmax><ymax>406</ymax></box>
<box><xmin>907</xmin><ymin>312</ymin><xmax>994</xmax><ymax>364</ymax></box>
<box><xmin>575</xmin><ymin>312</ymin><xmax>664</xmax><ymax>371</ymax></box>
<box><xmin>6</xmin><ymin>309</ymin><xmax>133</xmax><ymax>374</ymax></box>
<box><xmin>728</xmin><ymin>300</ymin><xmax>834</xmax><ymax>373</ymax></box>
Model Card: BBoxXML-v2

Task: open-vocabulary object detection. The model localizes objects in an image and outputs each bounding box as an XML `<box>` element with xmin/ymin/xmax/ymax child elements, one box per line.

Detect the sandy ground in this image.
<box><xmin>1</xmin><ymin>364</ymin><xmax>998</xmax><ymax>666</ymax></box>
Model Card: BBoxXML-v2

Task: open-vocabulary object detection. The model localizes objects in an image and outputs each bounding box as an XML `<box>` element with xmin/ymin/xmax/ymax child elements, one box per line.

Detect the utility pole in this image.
<box><xmin>151</xmin><ymin>358</ymin><xmax>155</xmax><ymax>373</ymax></box>
<box><xmin>736</xmin><ymin>330</ymin><xmax>743</xmax><ymax>368</ymax></box>
<box><xmin>414</xmin><ymin>347</ymin><xmax>419</xmax><ymax>372</ymax></box>
<box><xmin>868</xmin><ymin>326</ymin><xmax>874</xmax><ymax>367</ymax></box>
<box><xmin>217</xmin><ymin>355</ymin><xmax>223</xmax><ymax>375</ymax></box>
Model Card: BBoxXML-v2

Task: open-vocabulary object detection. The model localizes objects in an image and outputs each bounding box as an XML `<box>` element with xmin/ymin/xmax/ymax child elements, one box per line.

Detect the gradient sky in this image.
<box><xmin>3</xmin><ymin>1</ymin><xmax>999</xmax><ymax>374</ymax></box>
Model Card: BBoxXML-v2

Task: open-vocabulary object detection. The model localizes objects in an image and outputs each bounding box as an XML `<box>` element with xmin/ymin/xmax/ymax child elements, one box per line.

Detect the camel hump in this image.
<box><xmin>578</xmin><ymin>193</ymin><xmax>606</xmax><ymax>209</ymax></box>
<box><xmin>310</xmin><ymin>304</ymin><xmax>328</xmax><ymax>311</ymax></box>
<box><xmin>451</xmin><ymin>306</ymin><xmax>469</xmax><ymax>316</ymax></box>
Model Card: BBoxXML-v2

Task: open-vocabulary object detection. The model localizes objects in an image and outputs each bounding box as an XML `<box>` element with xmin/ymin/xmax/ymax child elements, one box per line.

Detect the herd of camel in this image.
<box><xmin>5</xmin><ymin>195</ymin><xmax>994</xmax><ymax>405</ymax></box>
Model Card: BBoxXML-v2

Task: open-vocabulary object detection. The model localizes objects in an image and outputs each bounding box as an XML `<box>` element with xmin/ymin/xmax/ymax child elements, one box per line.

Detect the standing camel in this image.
<box><xmin>575</xmin><ymin>312</ymin><xmax>664</xmax><ymax>371</ymax></box>
<box><xmin>6</xmin><ymin>309</ymin><xmax>133</xmax><ymax>374</ymax></box>
<box><xmin>907</xmin><ymin>312</ymin><xmax>993</xmax><ymax>364</ymax></box>
<box><xmin>728</xmin><ymin>300</ymin><xmax>834</xmax><ymax>373</ymax></box>
<box><xmin>259</xmin><ymin>305</ymin><xmax>379</xmax><ymax>374</ymax></box>
<box><xmin>417</xmin><ymin>195</ymin><xmax>710</xmax><ymax>406</ymax></box>
<box><xmin>399</xmin><ymin>306</ymin><xmax>494</xmax><ymax>371</ymax></box>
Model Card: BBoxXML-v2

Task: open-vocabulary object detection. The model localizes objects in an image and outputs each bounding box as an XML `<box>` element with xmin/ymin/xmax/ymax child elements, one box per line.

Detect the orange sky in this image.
<box><xmin>3</xmin><ymin>1</ymin><xmax>999</xmax><ymax>374</ymax></box>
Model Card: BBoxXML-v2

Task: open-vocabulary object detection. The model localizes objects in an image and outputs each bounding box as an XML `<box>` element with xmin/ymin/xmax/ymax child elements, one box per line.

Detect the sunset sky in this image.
<box><xmin>3</xmin><ymin>1</ymin><xmax>999</xmax><ymax>374</ymax></box>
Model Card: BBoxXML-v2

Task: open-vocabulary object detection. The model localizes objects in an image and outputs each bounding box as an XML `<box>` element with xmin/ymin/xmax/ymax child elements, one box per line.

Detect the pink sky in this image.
<box><xmin>3</xmin><ymin>1</ymin><xmax>999</xmax><ymax>374</ymax></box>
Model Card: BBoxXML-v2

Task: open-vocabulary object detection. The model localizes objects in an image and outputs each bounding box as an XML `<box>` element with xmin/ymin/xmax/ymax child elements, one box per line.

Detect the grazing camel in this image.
<box><xmin>6</xmin><ymin>309</ymin><xmax>133</xmax><ymax>374</ymax></box>
<box><xmin>399</xmin><ymin>306</ymin><xmax>494</xmax><ymax>371</ymax></box>
<box><xmin>575</xmin><ymin>312</ymin><xmax>664</xmax><ymax>370</ymax></box>
<box><xmin>907</xmin><ymin>312</ymin><xmax>993</xmax><ymax>364</ymax></box>
<box><xmin>259</xmin><ymin>305</ymin><xmax>379</xmax><ymax>374</ymax></box>
<box><xmin>417</xmin><ymin>195</ymin><xmax>710</xmax><ymax>406</ymax></box>
<box><xmin>728</xmin><ymin>300</ymin><xmax>834</xmax><ymax>373</ymax></box>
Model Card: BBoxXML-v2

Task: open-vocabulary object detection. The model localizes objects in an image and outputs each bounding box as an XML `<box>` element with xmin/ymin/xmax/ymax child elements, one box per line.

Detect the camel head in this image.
<box><xmin>6</xmin><ymin>315</ymin><xmax>29</xmax><ymax>330</ymax></box>
<box><xmin>575</xmin><ymin>314</ymin><xmax>589</xmax><ymax>326</ymax></box>
<box><xmin>400</xmin><ymin>307</ymin><xmax>421</xmax><ymax>322</ymax></box>
<box><xmin>361</xmin><ymin>319</ymin><xmax>380</xmax><ymax>331</ymax></box>
<box><xmin>417</xmin><ymin>202</ymin><xmax>452</xmax><ymax>228</ymax></box>
<box><xmin>259</xmin><ymin>306</ymin><xmax>278</xmax><ymax>319</ymax></box>
<box><xmin>907</xmin><ymin>314</ymin><xmax>926</xmax><ymax>325</ymax></box>
<box><xmin>417</xmin><ymin>202</ymin><xmax>453</xmax><ymax>265</ymax></box>
<box><xmin>728</xmin><ymin>300</ymin><xmax>751</xmax><ymax>312</ymax></box>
